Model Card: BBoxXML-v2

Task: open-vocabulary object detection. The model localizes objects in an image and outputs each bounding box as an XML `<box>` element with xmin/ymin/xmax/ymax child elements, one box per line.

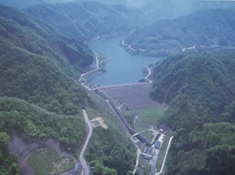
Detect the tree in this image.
<box><xmin>126</xmin><ymin>170</ymin><xmax>133</xmax><ymax>175</ymax></box>
<box><xmin>0</xmin><ymin>132</ymin><xmax>10</xmax><ymax>145</ymax></box>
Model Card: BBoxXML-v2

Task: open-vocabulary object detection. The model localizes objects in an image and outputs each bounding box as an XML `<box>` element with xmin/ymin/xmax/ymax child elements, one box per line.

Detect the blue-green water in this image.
<box><xmin>89</xmin><ymin>36</ymin><xmax>162</xmax><ymax>86</ymax></box>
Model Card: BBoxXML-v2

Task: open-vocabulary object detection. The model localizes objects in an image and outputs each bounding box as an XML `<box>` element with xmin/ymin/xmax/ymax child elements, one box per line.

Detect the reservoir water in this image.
<box><xmin>89</xmin><ymin>36</ymin><xmax>162</xmax><ymax>86</ymax></box>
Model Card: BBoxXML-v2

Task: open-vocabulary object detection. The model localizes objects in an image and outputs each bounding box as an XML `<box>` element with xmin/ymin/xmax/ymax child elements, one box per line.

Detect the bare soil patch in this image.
<box><xmin>90</xmin><ymin>117</ymin><xmax>108</xmax><ymax>129</ymax></box>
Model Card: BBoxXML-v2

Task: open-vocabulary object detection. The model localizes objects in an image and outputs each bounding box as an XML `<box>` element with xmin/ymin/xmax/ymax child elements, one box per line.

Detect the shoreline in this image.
<box><xmin>79</xmin><ymin>53</ymin><xmax>99</xmax><ymax>83</ymax></box>
<box><xmin>79</xmin><ymin>53</ymin><xmax>105</xmax><ymax>91</ymax></box>
<box><xmin>79</xmin><ymin>54</ymin><xmax>153</xmax><ymax>90</ymax></box>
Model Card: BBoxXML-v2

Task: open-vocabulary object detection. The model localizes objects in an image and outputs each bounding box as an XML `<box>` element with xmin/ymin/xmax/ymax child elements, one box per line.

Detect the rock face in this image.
<box><xmin>7</xmin><ymin>130</ymin><xmax>80</xmax><ymax>175</ymax></box>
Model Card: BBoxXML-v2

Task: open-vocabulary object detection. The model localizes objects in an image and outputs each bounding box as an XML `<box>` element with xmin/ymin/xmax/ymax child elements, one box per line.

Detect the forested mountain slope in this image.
<box><xmin>150</xmin><ymin>49</ymin><xmax>235</xmax><ymax>174</ymax></box>
<box><xmin>24</xmin><ymin>1</ymin><xmax>141</xmax><ymax>42</ymax></box>
<box><xmin>0</xmin><ymin>5</ymin><xmax>95</xmax><ymax>174</ymax></box>
<box><xmin>123</xmin><ymin>9</ymin><xmax>235</xmax><ymax>57</ymax></box>
<box><xmin>0</xmin><ymin>6</ymin><xmax>93</xmax><ymax>74</ymax></box>
<box><xmin>0</xmin><ymin>6</ymin><xmax>94</xmax><ymax>113</ymax></box>
<box><xmin>0</xmin><ymin>5</ymin><xmax>136</xmax><ymax>175</ymax></box>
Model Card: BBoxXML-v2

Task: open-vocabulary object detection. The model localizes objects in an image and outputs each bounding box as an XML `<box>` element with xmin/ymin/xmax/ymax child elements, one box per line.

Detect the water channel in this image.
<box><xmin>89</xmin><ymin>36</ymin><xmax>162</xmax><ymax>86</ymax></box>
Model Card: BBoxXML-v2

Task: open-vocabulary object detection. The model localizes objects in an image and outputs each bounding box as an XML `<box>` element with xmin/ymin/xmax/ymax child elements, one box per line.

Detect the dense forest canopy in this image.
<box><xmin>0</xmin><ymin>5</ymin><xmax>94</xmax><ymax>175</ymax></box>
<box><xmin>150</xmin><ymin>49</ymin><xmax>235</xmax><ymax>174</ymax></box>
<box><xmin>0</xmin><ymin>6</ymin><xmax>94</xmax><ymax>73</ymax></box>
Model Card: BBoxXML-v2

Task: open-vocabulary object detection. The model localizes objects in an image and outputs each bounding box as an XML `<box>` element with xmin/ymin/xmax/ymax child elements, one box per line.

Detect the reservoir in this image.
<box><xmin>89</xmin><ymin>36</ymin><xmax>161</xmax><ymax>86</ymax></box>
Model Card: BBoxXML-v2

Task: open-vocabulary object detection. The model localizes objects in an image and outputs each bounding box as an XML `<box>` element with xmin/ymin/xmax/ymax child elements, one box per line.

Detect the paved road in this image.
<box><xmin>156</xmin><ymin>136</ymin><xmax>174</xmax><ymax>175</ymax></box>
<box><xmin>145</xmin><ymin>66</ymin><xmax>153</xmax><ymax>83</ymax></box>
<box><xmin>79</xmin><ymin>54</ymin><xmax>99</xmax><ymax>91</ymax></box>
<box><xmin>79</xmin><ymin>109</ymin><xmax>93</xmax><ymax>175</ymax></box>
<box><xmin>131</xmin><ymin>128</ymin><xmax>156</xmax><ymax>174</ymax></box>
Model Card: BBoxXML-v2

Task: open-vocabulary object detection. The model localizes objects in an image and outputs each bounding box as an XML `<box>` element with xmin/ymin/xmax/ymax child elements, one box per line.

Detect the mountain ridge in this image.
<box><xmin>24</xmin><ymin>1</ymin><xmax>142</xmax><ymax>42</ymax></box>
<box><xmin>123</xmin><ymin>9</ymin><xmax>235</xmax><ymax>57</ymax></box>
<box><xmin>0</xmin><ymin>5</ymin><xmax>94</xmax><ymax>74</ymax></box>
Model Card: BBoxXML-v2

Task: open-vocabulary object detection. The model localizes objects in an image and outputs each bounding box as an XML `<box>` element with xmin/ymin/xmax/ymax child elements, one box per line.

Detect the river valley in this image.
<box><xmin>86</xmin><ymin>36</ymin><xmax>170</xmax><ymax>175</ymax></box>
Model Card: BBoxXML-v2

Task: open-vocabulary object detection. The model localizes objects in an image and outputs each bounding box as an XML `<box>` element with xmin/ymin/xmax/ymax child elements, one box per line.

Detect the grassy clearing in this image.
<box><xmin>123</xmin><ymin>107</ymin><xmax>166</xmax><ymax>131</ymax></box>
<box><xmin>133</xmin><ymin>121</ymin><xmax>150</xmax><ymax>132</ymax></box>
<box><xmin>27</xmin><ymin>148</ymin><xmax>74</xmax><ymax>175</ymax></box>
<box><xmin>140</xmin><ymin>131</ymin><xmax>154</xmax><ymax>143</ymax></box>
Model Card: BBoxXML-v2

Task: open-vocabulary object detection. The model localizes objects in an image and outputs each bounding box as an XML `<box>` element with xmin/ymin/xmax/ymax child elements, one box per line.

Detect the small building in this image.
<box><xmin>154</xmin><ymin>141</ymin><xmax>161</xmax><ymax>149</ymax></box>
<box><xmin>155</xmin><ymin>133</ymin><xmax>161</xmax><ymax>141</ymax></box>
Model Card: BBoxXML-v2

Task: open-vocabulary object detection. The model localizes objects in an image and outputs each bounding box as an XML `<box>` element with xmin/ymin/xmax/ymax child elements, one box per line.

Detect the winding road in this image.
<box><xmin>79</xmin><ymin>109</ymin><xmax>93</xmax><ymax>175</ymax></box>
<box><xmin>79</xmin><ymin>54</ymin><xmax>99</xmax><ymax>91</ymax></box>
<box><xmin>145</xmin><ymin>66</ymin><xmax>153</xmax><ymax>83</ymax></box>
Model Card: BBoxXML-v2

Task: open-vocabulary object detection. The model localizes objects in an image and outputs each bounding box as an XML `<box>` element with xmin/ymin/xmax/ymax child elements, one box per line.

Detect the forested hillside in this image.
<box><xmin>123</xmin><ymin>9</ymin><xmax>235</xmax><ymax>57</ymax></box>
<box><xmin>0</xmin><ymin>5</ymin><xmax>95</xmax><ymax>174</ymax></box>
<box><xmin>150</xmin><ymin>49</ymin><xmax>235</xmax><ymax>174</ymax></box>
<box><xmin>0</xmin><ymin>5</ymin><xmax>95</xmax><ymax>120</ymax></box>
<box><xmin>85</xmin><ymin>127</ymin><xmax>135</xmax><ymax>175</ymax></box>
<box><xmin>0</xmin><ymin>6</ymin><xmax>136</xmax><ymax>175</ymax></box>
<box><xmin>24</xmin><ymin>1</ymin><xmax>141</xmax><ymax>42</ymax></box>
<box><xmin>0</xmin><ymin>6</ymin><xmax>93</xmax><ymax>74</ymax></box>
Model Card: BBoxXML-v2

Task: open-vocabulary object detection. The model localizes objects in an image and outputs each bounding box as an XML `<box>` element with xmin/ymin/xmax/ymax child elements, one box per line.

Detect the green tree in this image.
<box><xmin>0</xmin><ymin>132</ymin><xmax>10</xmax><ymax>145</ymax></box>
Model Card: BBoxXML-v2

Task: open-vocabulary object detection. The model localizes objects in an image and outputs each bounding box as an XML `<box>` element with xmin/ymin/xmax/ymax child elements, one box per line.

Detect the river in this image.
<box><xmin>89</xmin><ymin>36</ymin><xmax>162</xmax><ymax>86</ymax></box>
